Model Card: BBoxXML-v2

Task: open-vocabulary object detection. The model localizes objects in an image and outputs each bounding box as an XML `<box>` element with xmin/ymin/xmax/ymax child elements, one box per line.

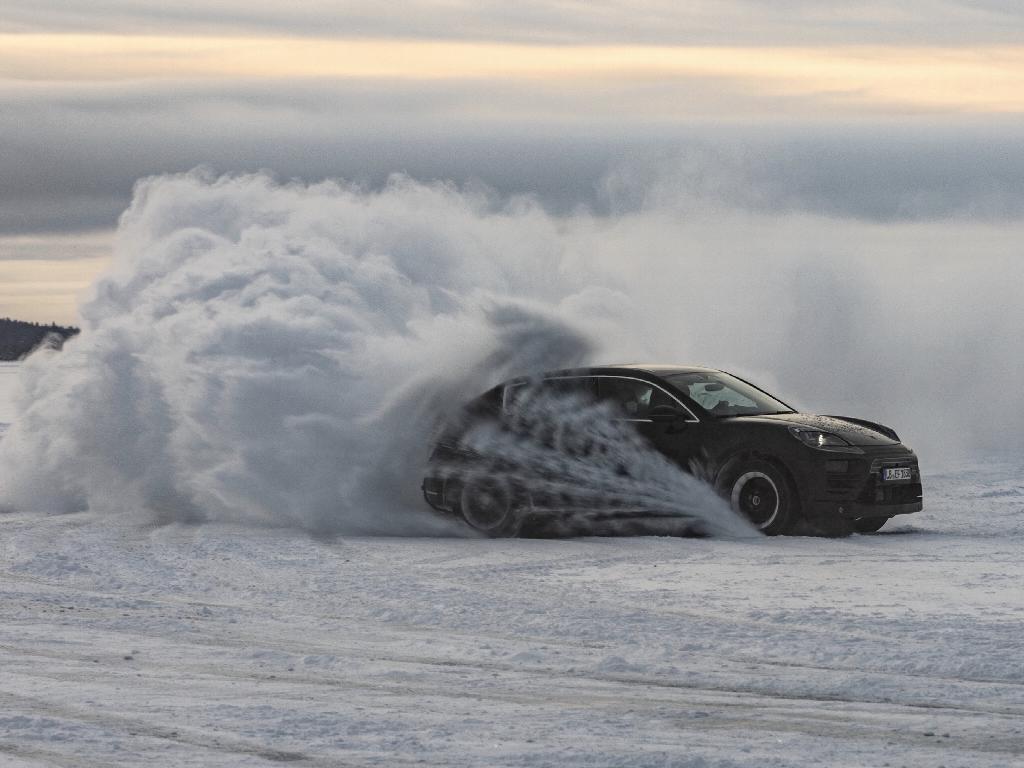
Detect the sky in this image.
<box><xmin>1</xmin><ymin>1</ymin><xmax>1023</xmax><ymax>324</ymax></box>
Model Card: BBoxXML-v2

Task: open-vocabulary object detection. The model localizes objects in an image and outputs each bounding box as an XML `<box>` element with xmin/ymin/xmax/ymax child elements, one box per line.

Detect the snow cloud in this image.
<box><xmin>0</xmin><ymin>172</ymin><xmax>635</xmax><ymax>532</ymax></box>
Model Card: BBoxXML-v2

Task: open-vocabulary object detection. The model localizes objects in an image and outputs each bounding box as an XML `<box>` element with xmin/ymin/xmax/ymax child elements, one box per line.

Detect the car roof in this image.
<box><xmin>603</xmin><ymin>363</ymin><xmax>721</xmax><ymax>376</ymax></box>
<box><xmin>539</xmin><ymin>364</ymin><xmax>721</xmax><ymax>378</ymax></box>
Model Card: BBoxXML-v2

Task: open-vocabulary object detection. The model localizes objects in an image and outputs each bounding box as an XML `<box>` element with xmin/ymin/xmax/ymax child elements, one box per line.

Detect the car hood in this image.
<box><xmin>731</xmin><ymin>412</ymin><xmax>902</xmax><ymax>446</ymax></box>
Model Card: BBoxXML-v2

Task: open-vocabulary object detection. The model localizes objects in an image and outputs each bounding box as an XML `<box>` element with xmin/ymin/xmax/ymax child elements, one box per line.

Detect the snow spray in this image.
<box><xmin>448</xmin><ymin>389</ymin><xmax>754</xmax><ymax>538</ymax></box>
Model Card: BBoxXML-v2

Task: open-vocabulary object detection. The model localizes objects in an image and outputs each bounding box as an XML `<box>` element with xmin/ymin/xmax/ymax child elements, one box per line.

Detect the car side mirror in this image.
<box><xmin>649</xmin><ymin>404</ymin><xmax>686</xmax><ymax>421</ymax></box>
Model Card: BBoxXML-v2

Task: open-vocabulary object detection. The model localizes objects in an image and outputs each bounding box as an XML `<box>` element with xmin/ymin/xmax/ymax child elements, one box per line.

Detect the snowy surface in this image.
<box><xmin>2</xmin><ymin>460</ymin><xmax>1023</xmax><ymax>766</ymax></box>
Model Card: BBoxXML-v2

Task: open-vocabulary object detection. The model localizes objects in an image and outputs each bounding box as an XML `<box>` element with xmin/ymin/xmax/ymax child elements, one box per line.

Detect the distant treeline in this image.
<box><xmin>0</xmin><ymin>318</ymin><xmax>80</xmax><ymax>361</ymax></box>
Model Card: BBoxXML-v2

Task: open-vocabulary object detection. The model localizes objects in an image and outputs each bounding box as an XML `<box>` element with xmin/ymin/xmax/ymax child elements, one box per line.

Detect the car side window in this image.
<box><xmin>541</xmin><ymin>377</ymin><xmax>597</xmax><ymax>402</ymax></box>
<box><xmin>598</xmin><ymin>377</ymin><xmax>675</xmax><ymax>419</ymax></box>
<box><xmin>503</xmin><ymin>376</ymin><xmax>596</xmax><ymax>413</ymax></box>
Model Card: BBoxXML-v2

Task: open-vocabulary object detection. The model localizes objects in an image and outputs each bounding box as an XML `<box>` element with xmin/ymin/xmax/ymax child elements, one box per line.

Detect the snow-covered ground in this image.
<box><xmin>2</xmin><ymin>454</ymin><xmax>1023</xmax><ymax>766</ymax></box>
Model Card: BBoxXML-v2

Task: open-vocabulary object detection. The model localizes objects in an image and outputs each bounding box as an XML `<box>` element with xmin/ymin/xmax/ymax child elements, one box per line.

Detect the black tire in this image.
<box><xmin>457</xmin><ymin>476</ymin><xmax>527</xmax><ymax>537</ymax></box>
<box><xmin>720</xmin><ymin>459</ymin><xmax>796</xmax><ymax>535</ymax></box>
<box><xmin>853</xmin><ymin>516</ymin><xmax>889</xmax><ymax>534</ymax></box>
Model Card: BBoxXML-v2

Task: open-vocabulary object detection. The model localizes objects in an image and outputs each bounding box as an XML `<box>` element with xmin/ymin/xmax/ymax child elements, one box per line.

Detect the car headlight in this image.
<box><xmin>788</xmin><ymin>426</ymin><xmax>864</xmax><ymax>454</ymax></box>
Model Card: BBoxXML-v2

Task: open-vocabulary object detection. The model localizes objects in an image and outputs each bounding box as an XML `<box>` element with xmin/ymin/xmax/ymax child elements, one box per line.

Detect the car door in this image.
<box><xmin>596</xmin><ymin>375</ymin><xmax>702</xmax><ymax>471</ymax></box>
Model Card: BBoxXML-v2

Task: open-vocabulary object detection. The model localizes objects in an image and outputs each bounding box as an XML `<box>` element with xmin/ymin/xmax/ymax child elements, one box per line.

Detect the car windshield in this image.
<box><xmin>664</xmin><ymin>371</ymin><xmax>793</xmax><ymax>418</ymax></box>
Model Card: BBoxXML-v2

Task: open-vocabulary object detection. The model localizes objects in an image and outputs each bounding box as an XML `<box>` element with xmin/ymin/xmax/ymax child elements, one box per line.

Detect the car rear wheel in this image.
<box><xmin>458</xmin><ymin>476</ymin><xmax>527</xmax><ymax>537</ymax></box>
<box><xmin>853</xmin><ymin>516</ymin><xmax>889</xmax><ymax>533</ymax></box>
<box><xmin>724</xmin><ymin>459</ymin><xmax>795</xmax><ymax>535</ymax></box>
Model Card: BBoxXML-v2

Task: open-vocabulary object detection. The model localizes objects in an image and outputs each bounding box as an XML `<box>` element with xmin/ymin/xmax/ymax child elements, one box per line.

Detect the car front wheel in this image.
<box><xmin>724</xmin><ymin>459</ymin><xmax>796</xmax><ymax>535</ymax></box>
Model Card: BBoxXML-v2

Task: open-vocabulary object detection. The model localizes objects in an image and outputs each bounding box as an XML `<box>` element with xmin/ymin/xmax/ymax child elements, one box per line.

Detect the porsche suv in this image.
<box><xmin>422</xmin><ymin>364</ymin><xmax>923</xmax><ymax>536</ymax></box>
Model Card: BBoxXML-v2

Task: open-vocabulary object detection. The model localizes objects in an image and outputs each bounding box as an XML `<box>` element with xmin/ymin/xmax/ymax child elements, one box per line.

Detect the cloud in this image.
<box><xmin>0</xmin><ymin>232</ymin><xmax>112</xmax><ymax>261</ymax></box>
<box><xmin>2</xmin><ymin>1</ymin><xmax>1023</xmax><ymax>45</ymax></box>
<box><xmin>5</xmin><ymin>37</ymin><xmax>1024</xmax><ymax>118</ymax></box>
<box><xmin>600</xmin><ymin>133</ymin><xmax>1024</xmax><ymax>221</ymax></box>
<box><xmin>2</xmin><ymin>77</ymin><xmax>1024</xmax><ymax>239</ymax></box>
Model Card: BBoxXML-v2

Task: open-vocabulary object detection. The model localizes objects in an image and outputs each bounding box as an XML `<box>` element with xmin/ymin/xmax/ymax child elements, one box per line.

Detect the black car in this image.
<box><xmin>422</xmin><ymin>365</ymin><xmax>922</xmax><ymax>536</ymax></box>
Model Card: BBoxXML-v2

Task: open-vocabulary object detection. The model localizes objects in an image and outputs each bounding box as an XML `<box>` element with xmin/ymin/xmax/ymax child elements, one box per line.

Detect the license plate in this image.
<box><xmin>882</xmin><ymin>467</ymin><xmax>912</xmax><ymax>481</ymax></box>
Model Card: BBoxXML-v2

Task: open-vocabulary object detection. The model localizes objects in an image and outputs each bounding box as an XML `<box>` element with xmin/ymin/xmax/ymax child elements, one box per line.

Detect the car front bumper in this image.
<box><xmin>800</xmin><ymin>447</ymin><xmax>923</xmax><ymax>521</ymax></box>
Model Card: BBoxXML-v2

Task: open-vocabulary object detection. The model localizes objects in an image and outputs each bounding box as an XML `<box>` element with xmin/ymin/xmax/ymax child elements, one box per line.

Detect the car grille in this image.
<box><xmin>860</xmin><ymin>457</ymin><xmax>922</xmax><ymax>505</ymax></box>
